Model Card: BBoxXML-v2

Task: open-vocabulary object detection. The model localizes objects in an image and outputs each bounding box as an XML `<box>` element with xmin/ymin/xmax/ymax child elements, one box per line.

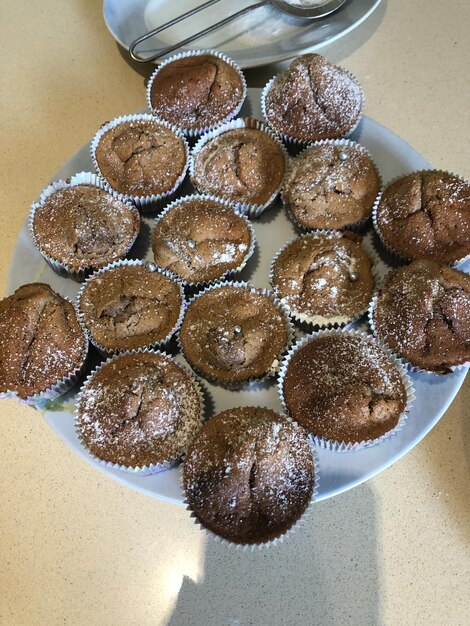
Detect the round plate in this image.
<box><xmin>103</xmin><ymin>0</ymin><xmax>383</xmax><ymax>68</ymax></box>
<box><xmin>9</xmin><ymin>88</ymin><xmax>468</xmax><ymax>506</ymax></box>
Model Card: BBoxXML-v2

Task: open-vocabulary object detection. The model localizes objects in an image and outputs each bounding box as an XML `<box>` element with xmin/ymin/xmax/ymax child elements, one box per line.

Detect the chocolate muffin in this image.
<box><xmin>31</xmin><ymin>182</ymin><xmax>140</xmax><ymax>278</ymax></box>
<box><xmin>76</xmin><ymin>351</ymin><xmax>202</xmax><ymax>469</ymax></box>
<box><xmin>78</xmin><ymin>261</ymin><xmax>184</xmax><ymax>353</ymax></box>
<box><xmin>271</xmin><ymin>231</ymin><xmax>374</xmax><ymax>326</ymax></box>
<box><xmin>179</xmin><ymin>284</ymin><xmax>291</xmax><ymax>385</ymax></box>
<box><xmin>282</xmin><ymin>142</ymin><xmax>380</xmax><ymax>230</ymax></box>
<box><xmin>281</xmin><ymin>333</ymin><xmax>408</xmax><ymax>445</ymax></box>
<box><xmin>372</xmin><ymin>260</ymin><xmax>470</xmax><ymax>373</ymax></box>
<box><xmin>263</xmin><ymin>54</ymin><xmax>363</xmax><ymax>143</ymax></box>
<box><xmin>93</xmin><ymin>116</ymin><xmax>188</xmax><ymax>199</ymax></box>
<box><xmin>0</xmin><ymin>283</ymin><xmax>87</xmax><ymax>400</ymax></box>
<box><xmin>148</xmin><ymin>52</ymin><xmax>245</xmax><ymax>133</ymax></box>
<box><xmin>191</xmin><ymin>121</ymin><xmax>286</xmax><ymax>209</ymax></box>
<box><xmin>374</xmin><ymin>171</ymin><xmax>470</xmax><ymax>263</ymax></box>
<box><xmin>152</xmin><ymin>196</ymin><xmax>254</xmax><ymax>285</ymax></box>
<box><xmin>183</xmin><ymin>406</ymin><xmax>315</xmax><ymax>545</ymax></box>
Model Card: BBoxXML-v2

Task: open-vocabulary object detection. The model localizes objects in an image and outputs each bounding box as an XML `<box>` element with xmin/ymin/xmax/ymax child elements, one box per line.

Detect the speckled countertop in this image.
<box><xmin>1</xmin><ymin>1</ymin><xmax>469</xmax><ymax>624</ymax></box>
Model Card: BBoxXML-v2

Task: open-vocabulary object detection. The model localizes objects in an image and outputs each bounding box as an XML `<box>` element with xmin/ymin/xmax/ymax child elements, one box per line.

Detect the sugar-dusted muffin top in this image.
<box><xmin>0</xmin><ymin>283</ymin><xmax>86</xmax><ymax>399</ymax></box>
<box><xmin>264</xmin><ymin>54</ymin><xmax>363</xmax><ymax>142</ymax></box>
<box><xmin>76</xmin><ymin>351</ymin><xmax>202</xmax><ymax>468</ymax></box>
<box><xmin>282</xmin><ymin>333</ymin><xmax>407</xmax><ymax>444</ymax></box>
<box><xmin>78</xmin><ymin>263</ymin><xmax>183</xmax><ymax>352</ymax></box>
<box><xmin>149</xmin><ymin>54</ymin><xmax>244</xmax><ymax>131</ymax></box>
<box><xmin>373</xmin><ymin>260</ymin><xmax>470</xmax><ymax>373</ymax></box>
<box><xmin>152</xmin><ymin>197</ymin><xmax>253</xmax><ymax>284</ymax></box>
<box><xmin>375</xmin><ymin>171</ymin><xmax>470</xmax><ymax>263</ymax></box>
<box><xmin>183</xmin><ymin>406</ymin><xmax>315</xmax><ymax>545</ymax></box>
<box><xmin>282</xmin><ymin>142</ymin><xmax>380</xmax><ymax>229</ymax></box>
<box><xmin>271</xmin><ymin>231</ymin><xmax>374</xmax><ymax>326</ymax></box>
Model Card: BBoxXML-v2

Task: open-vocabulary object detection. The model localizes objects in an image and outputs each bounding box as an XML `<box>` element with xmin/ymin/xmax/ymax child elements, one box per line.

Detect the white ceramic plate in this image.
<box><xmin>103</xmin><ymin>0</ymin><xmax>383</xmax><ymax>68</ymax></box>
<box><xmin>8</xmin><ymin>88</ymin><xmax>468</xmax><ymax>506</ymax></box>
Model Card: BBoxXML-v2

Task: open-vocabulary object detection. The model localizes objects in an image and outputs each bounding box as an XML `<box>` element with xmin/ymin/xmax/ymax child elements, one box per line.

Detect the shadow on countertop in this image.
<box><xmin>165</xmin><ymin>483</ymin><xmax>381</xmax><ymax>626</ymax></box>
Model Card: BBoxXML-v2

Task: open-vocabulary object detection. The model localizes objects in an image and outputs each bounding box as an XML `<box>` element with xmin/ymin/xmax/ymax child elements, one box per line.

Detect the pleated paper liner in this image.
<box><xmin>146</xmin><ymin>49</ymin><xmax>247</xmax><ymax>140</ymax></box>
<box><xmin>181</xmin><ymin>415</ymin><xmax>320</xmax><ymax>551</ymax></box>
<box><xmin>372</xmin><ymin>169</ymin><xmax>470</xmax><ymax>268</ymax></box>
<box><xmin>177</xmin><ymin>280</ymin><xmax>295</xmax><ymax>390</ymax></box>
<box><xmin>29</xmin><ymin>171</ymin><xmax>140</xmax><ymax>282</ymax></box>
<box><xmin>281</xmin><ymin>138</ymin><xmax>383</xmax><ymax>233</ymax></box>
<box><xmin>0</xmin><ymin>298</ymin><xmax>89</xmax><ymax>407</ymax></box>
<box><xmin>261</xmin><ymin>70</ymin><xmax>365</xmax><ymax>151</ymax></box>
<box><xmin>151</xmin><ymin>193</ymin><xmax>256</xmax><ymax>289</ymax></box>
<box><xmin>74</xmin><ymin>348</ymin><xmax>205</xmax><ymax>475</ymax></box>
<box><xmin>269</xmin><ymin>229</ymin><xmax>382</xmax><ymax>330</ymax></box>
<box><xmin>189</xmin><ymin>117</ymin><xmax>289</xmax><ymax>218</ymax></box>
<box><xmin>278</xmin><ymin>328</ymin><xmax>415</xmax><ymax>452</ymax></box>
<box><xmin>368</xmin><ymin>290</ymin><xmax>470</xmax><ymax>376</ymax></box>
<box><xmin>90</xmin><ymin>113</ymin><xmax>190</xmax><ymax>212</ymax></box>
<box><xmin>76</xmin><ymin>259</ymin><xmax>185</xmax><ymax>357</ymax></box>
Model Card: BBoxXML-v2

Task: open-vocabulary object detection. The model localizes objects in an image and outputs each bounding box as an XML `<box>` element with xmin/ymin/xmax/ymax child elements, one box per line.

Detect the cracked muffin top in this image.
<box><xmin>0</xmin><ymin>283</ymin><xmax>87</xmax><ymax>399</ymax></box>
<box><xmin>375</xmin><ymin>170</ymin><xmax>470</xmax><ymax>263</ymax></box>
<box><xmin>76</xmin><ymin>351</ymin><xmax>202</xmax><ymax>468</ymax></box>
<box><xmin>271</xmin><ymin>231</ymin><xmax>374</xmax><ymax>326</ymax></box>
<box><xmin>32</xmin><ymin>184</ymin><xmax>140</xmax><ymax>272</ymax></box>
<box><xmin>191</xmin><ymin>125</ymin><xmax>286</xmax><ymax>206</ymax></box>
<box><xmin>78</xmin><ymin>263</ymin><xmax>183</xmax><ymax>352</ymax></box>
<box><xmin>373</xmin><ymin>260</ymin><xmax>470</xmax><ymax>373</ymax></box>
<box><xmin>264</xmin><ymin>54</ymin><xmax>363</xmax><ymax>142</ymax></box>
<box><xmin>148</xmin><ymin>54</ymin><xmax>244</xmax><ymax>131</ymax></box>
<box><xmin>282</xmin><ymin>333</ymin><xmax>407</xmax><ymax>443</ymax></box>
<box><xmin>152</xmin><ymin>197</ymin><xmax>253</xmax><ymax>284</ymax></box>
<box><xmin>183</xmin><ymin>406</ymin><xmax>314</xmax><ymax>545</ymax></box>
<box><xmin>179</xmin><ymin>284</ymin><xmax>290</xmax><ymax>385</ymax></box>
<box><xmin>94</xmin><ymin>118</ymin><xmax>187</xmax><ymax>197</ymax></box>
<box><xmin>282</xmin><ymin>142</ymin><xmax>380</xmax><ymax>230</ymax></box>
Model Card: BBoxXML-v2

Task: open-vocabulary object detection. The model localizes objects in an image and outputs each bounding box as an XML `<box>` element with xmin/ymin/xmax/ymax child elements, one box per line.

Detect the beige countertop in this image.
<box><xmin>1</xmin><ymin>1</ymin><xmax>469</xmax><ymax>624</ymax></box>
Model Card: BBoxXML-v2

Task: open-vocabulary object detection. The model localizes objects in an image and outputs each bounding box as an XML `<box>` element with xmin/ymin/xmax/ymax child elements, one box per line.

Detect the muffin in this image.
<box><xmin>30</xmin><ymin>176</ymin><xmax>140</xmax><ymax>281</ymax></box>
<box><xmin>92</xmin><ymin>114</ymin><xmax>188</xmax><ymax>205</ymax></box>
<box><xmin>147</xmin><ymin>50</ymin><xmax>246</xmax><ymax>135</ymax></box>
<box><xmin>76</xmin><ymin>350</ymin><xmax>203</xmax><ymax>471</ymax></box>
<box><xmin>282</xmin><ymin>141</ymin><xmax>381</xmax><ymax>230</ymax></box>
<box><xmin>271</xmin><ymin>231</ymin><xmax>375</xmax><ymax>327</ymax></box>
<box><xmin>190</xmin><ymin>119</ymin><xmax>286</xmax><ymax>214</ymax></box>
<box><xmin>77</xmin><ymin>260</ymin><xmax>184</xmax><ymax>354</ymax></box>
<box><xmin>0</xmin><ymin>283</ymin><xmax>87</xmax><ymax>401</ymax></box>
<box><xmin>183</xmin><ymin>406</ymin><xmax>315</xmax><ymax>546</ymax></box>
<box><xmin>374</xmin><ymin>170</ymin><xmax>470</xmax><ymax>263</ymax></box>
<box><xmin>371</xmin><ymin>260</ymin><xmax>470</xmax><ymax>373</ymax></box>
<box><xmin>262</xmin><ymin>54</ymin><xmax>363</xmax><ymax>144</ymax></box>
<box><xmin>280</xmin><ymin>332</ymin><xmax>409</xmax><ymax>446</ymax></box>
<box><xmin>179</xmin><ymin>283</ymin><xmax>292</xmax><ymax>386</ymax></box>
<box><xmin>152</xmin><ymin>195</ymin><xmax>254</xmax><ymax>285</ymax></box>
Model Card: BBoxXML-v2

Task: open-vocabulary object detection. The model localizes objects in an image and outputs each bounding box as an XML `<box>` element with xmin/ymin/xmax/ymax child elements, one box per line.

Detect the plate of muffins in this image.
<box><xmin>2</xmin><ymin>51</ymin><xmax>469</xmax><ymax>550</ymax></box>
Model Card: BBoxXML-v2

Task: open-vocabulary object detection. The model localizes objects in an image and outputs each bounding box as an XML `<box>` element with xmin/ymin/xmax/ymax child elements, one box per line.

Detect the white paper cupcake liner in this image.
<box><xmin>261</xmin><ymin>71</ymin><xmax>365</xmax><ymax>150</ymax></box>
<box><xmin>182</xmin><ymin>413</ymin><xmax>320</xmax><ymax>551</ymax></box>
<box><xmin>29</xmin><ymin>172</ymin><xmax>140</xmax><ymax>282</ymax></box>
<box><xmin>372</xmin><ymin>169</ymin><xmax>470</xmax><ymax>267</ymax></box>
<box><xmin>146</xmin><ymin>49</ymin><xmax>247</xmax><ymax>139</ymax></box>
<box><xmin>74</xmin><ymin>348</ymin><xmax>205</xmax><ymax>475</ymax></box>
<box><xmin>269</xmin><ymin>230</ymin><xmax>381</xmax><ymax>330</ymax></box>
<box><xmin>278</xmin><ymin>328</ymin><xmax>415</xmax><ymax>452</ymax></box>
<box><xmin>0</xmin><ymin>298</ymin><xmax>89</xmax><ymax>407</ymax></box>
<box><xmin>177</xmin><ymin>280</ymin><xmax>295</xmax><ymax>389</ymax></box>
<box><xmin>76</xmin><ymin>258</ymin><xmax>185</xmax><ymax>357</ymax></box>
<box><xmin>90</xmin><ymin>113</ymin><xmax>190</xmax><ymax>212</ymax></box>
<box><xmin>151</xmin><ymin>193</ymin><xmax>256</xmax><ymax>289</ymax></box>
<box><xmin>189</xmin><ymin>117</ymin><xmax>289</xmax><ymax>218</ymax></box>
<box><xmin>368</xmin><ymin>290</ymin><xmax>470</xmax><ymax>375</ymax></box>
<box><xmin>281</xmin><ymin>139</ymin><xmax>382</xmax><ymax>233</ymax></box>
